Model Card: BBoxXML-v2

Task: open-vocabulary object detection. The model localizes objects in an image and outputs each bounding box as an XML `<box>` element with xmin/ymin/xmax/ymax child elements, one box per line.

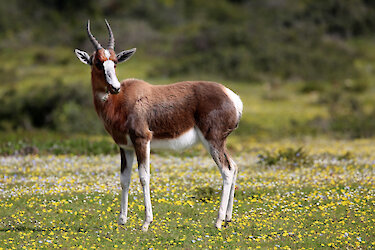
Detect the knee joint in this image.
<box><xmin>139</xmin><ymin>176</ymin><xmax>149</xmax><ymax>186</ymax></box>
<box><xmin>120</xmin><ymin>175</ymin><xmax>130</xmax><ymax>186</ymax></box>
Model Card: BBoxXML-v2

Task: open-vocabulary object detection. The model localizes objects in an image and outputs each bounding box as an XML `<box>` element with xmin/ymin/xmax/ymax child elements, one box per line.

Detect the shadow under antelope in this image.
<box><xmin>74</xmin><ymin>20</ymin><xmax>243</xmax><ymax>231</ymax></box>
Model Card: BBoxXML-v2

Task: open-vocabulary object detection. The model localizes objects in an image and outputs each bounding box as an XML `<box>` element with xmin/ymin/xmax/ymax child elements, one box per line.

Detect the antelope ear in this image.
<box><xmin>74</xmin><ymin>49</ymin><xmax>92</xmax><ymax>65</ymax></box>
<box><xmin>116</xmin><ymin>48</ymin><xmax>136</xmax><ymax>64</ymax></box>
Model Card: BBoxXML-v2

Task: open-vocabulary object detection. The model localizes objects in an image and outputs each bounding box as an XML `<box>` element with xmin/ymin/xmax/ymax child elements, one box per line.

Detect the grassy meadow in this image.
<box><xmin>3</xmin><ymin>1</ymin><xmax>375</xmax><ymax>248</ymax></box>
<box><xmin>0</xmin><ymin>142</ymin><xmax>374</xmax><ymax>249</ymax></box>
<box><xmin>0</xmin><ymin>46</ymin><xmax>375</xmax><ymax>249</ymax></box>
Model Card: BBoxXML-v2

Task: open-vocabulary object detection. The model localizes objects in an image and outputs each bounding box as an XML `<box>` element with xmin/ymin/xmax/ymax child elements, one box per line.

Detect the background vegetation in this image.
<box><xmin>2</xmin><ymin>0</ymin><xmax>375</xmax><ymax>152</ymax></box>
<box><xmin>1</xmin><ymin>2</ymin><xmax>374</xmax><ymax>248</ymax></box>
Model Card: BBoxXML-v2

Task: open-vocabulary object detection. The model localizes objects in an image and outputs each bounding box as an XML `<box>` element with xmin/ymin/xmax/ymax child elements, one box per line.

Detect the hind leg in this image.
<box><xmin>205</xmin><ymin>140</ymin><xmax>236</xmax><ymax>229</ymax></box>
<box><xmin>133</xmin><ymin>139</ymin><xmax>153</xmax><ymax>232</ymax></box>
<box><xmin>224</xmin><ymin>154</ymin><xmax>238</xmax><ymax>226</ymax></box>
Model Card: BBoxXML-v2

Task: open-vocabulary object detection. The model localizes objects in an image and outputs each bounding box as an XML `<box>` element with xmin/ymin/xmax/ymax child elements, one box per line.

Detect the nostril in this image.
<box><xmin>113</xmin><ymin>87</ymin><xmax>120</xmax><ymax>93</ymax></box>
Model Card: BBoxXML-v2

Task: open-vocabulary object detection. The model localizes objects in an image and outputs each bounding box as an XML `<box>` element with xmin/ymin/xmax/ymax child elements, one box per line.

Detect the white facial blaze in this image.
<box><xmin>103</xmin><ymin>60</ymin><xmax>121</xmax><ymax>89</ymax></box>
<box><xmin>104</xmin><ymin>49</ymin><xmax>111</xmax><ymax>59</ymax></box>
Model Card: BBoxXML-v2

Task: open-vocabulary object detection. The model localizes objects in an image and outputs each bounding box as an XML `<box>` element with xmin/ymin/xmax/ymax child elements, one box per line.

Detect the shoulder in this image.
<box><xmin>121</xmin><ymin>78</ymin><xmax>150</xmax><ymax>87</ymax></box>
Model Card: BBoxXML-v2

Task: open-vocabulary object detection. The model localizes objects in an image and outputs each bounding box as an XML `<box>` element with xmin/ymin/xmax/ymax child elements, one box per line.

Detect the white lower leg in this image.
<box><xmin>225</xmin><ymin>164</ymin><xmax>237</xmax><ymax>224</ymax></box>
<box><xmin>119</xmin><ymin>150</ymin><xmax>134</xmax><ymax>225</ymax></box>
<box><xmin>119</xmin><ymin>174</ymin><xmax>131</xmax><ymax>224</ymax></box>
<box><xmin>215</xmin><ymin>168</ymin><xmax>234</xmax><ymax>229</ymax></box>
<box><xmin>139</xmin><ymin>173</ymin><xmax>153</xmax><ymax>231</ymax></box>
<box><xmin>139</xmin><ymin>141</ymin><xmax>153</xmax><ymax>232</ymax></box>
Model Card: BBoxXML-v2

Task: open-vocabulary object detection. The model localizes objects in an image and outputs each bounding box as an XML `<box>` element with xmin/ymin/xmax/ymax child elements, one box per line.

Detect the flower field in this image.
<box><xmin>0</xmin><ymin>139</ymin><xmax>374</xmax><ymax>249</ymax></box>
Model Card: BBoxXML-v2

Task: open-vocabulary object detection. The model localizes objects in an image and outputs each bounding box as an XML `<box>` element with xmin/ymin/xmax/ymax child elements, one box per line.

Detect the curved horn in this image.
<box><xmin>105</xmin><ymin>19</ymin><xmax>115</xmax><ymax>50</ymax></box>
<box><xmin>87</xmin><ymin>20</ymin><xmax>102</xmax><ymax>50</ymax></box>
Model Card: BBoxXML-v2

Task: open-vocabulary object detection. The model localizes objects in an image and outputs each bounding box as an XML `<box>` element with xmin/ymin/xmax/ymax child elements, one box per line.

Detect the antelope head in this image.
<box><xmin>74</xmin><ymin>20</ymin><xmax>136</xmax><ymax>94</ymax></box>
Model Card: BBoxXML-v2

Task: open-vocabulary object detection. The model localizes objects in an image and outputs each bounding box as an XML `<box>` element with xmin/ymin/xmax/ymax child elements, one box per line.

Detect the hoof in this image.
<box><xmin>141</xmin><ymin>225</ymin><xmax>148</xmax><ymax>232</ymax></box>
<box><xmin>118</xmin><ymin>215</ymin><xmax>127</xmax><ymax>225</ymax></box>
<box><xmin>142</xmin><ymin>221</ymin><xmax>152</xmax><ymax>232</ymax></box>
<box><xmin>224</xmin><ymin>220</ymin><xmax>232</xmax><ymax>228</ymax></box>
<box><xmin>215</xmin><ymin>219</ymin><xmax>223</xmax><ymax>229</ymax></box>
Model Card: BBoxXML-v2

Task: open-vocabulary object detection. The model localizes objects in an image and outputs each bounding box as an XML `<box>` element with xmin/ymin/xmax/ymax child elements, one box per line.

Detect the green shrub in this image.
<box><xmin>192</xmin><ymin>186</ymin><xmax>217</xmax><ymax>203</ymax></box>
<box><xmin>51</xmin><ymin>101</ymin><xmax>104</xmax><ymax>134</ymax></box>
<box><xmin>0</xmin><ymin>79</ymin><xmax>104</xmax><ymax>134</ymax></box>
<box><xmin>257</xmin><ymin>147</ymin><xmax>312</xmax><ymax>168</ymax></box>
<box><xmin>315</xmin><ymin>82</ymin><xmax>375</xmax><ymax>138</ymax></box>
<box><xmin>149</xmin><ymin>0</ymin><xmax>367</xmax><ymax>83</ymax></box>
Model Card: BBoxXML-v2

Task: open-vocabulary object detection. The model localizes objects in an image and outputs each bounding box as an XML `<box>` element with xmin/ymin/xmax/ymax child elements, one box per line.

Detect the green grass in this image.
<box><xmin>0</xmin><ymin>144</ymin><xmax>374</xmax><ymax>249</ymax></box>
<box><xmin>0</xmin><ymin>131</ymin><xmax>117</xmax><ymax>155</ymax></box>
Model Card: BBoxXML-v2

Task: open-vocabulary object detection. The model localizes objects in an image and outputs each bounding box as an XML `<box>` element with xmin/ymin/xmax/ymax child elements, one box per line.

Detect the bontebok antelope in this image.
<box><xmin>74</xmin><ymin>20</ymin><xmax>243</xmax><ymax>231</ymax></box>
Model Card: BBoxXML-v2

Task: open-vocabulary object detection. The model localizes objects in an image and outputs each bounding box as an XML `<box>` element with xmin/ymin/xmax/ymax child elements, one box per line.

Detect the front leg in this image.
<box><xmin>118</xmin><ymin>148</ymin><xmax>134</xmax><ymax>225</ymax></box>
<box><xmin>133</xmin><ymin>138</ymin><xmax>153</xmax><ymax>232</ymax></box>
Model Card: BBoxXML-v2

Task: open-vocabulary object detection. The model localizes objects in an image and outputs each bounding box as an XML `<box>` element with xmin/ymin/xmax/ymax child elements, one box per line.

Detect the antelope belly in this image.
<box><xmin>151</xmin><ymin>128</ymin><xmax>199</xmax><ymax>151</ymax></box>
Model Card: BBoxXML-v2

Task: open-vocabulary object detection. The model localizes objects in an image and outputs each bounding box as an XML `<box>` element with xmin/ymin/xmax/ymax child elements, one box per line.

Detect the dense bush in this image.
<box><xmin>257</xmin><ymin>147</ymin><xmax>312</xmax><ymax>168</ymax></box>
<box><xmin>0</xmin><ymin>79</ymin><xmax>104</xmax><ymax>134</ymax></box>
<box><xmin>311</xmin><ymin>81</ymin><xmax>375</xmax><ymax>138</ymax></box>
<box><xmin>1</xmin><ymin>0</ymin><xmax>375</xmax><ymax>82</ymax></box>
<box><xmin>150</xmin><ymin>0</ymin><xmax>374</xmax><ymax>82</ymax></box>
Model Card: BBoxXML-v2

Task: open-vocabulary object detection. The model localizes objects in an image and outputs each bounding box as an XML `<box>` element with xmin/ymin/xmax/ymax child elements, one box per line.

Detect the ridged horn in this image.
<box><xmin>105</xmin><ymin>19</ymin><xmax>115</xmax><ymax>50</ymax></box>
<box><xmin>87</xmin><ymin>20</ymin><xmax>102</xmax><ymax>50</ymax></box>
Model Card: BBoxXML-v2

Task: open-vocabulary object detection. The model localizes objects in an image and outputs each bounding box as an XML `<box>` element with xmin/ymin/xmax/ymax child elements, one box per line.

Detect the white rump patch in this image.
<box><xmin>224</xmin><ymin>87</ymin><xmax>243</xmax><ymax>119</ymax></box>
<box><xmin>151</xmin><ymin>128</ymin><xmax>199</xmax><ymax>151</ymax></box>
